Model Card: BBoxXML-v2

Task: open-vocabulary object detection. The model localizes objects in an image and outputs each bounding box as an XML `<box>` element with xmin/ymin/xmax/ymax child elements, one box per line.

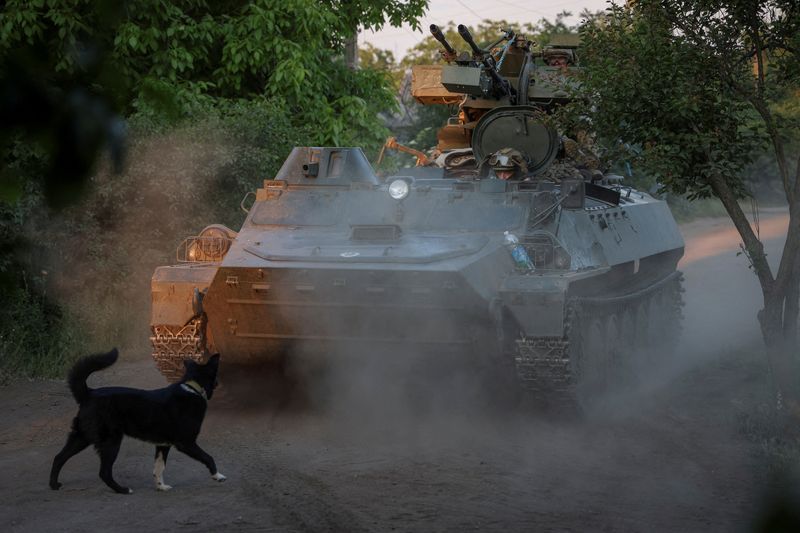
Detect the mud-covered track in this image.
<box><xmin>151</xmin><ymin>316</ymin><xmax>206</xmax><ymax>382</ymax></box>
<box><xmin>512</xmin><ymin>271</ymin><xmax>685</xmax><ymax>406</ymax></box>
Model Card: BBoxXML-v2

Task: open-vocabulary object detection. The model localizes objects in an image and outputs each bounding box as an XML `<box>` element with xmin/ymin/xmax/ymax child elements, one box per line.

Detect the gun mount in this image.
<box><xmin>407</xmin><ymin>24</ymin><xmax>587</xmax><ymax>176</ymax></box>
<box><xmin>430</xmin><ymin>24</ymin><xmax>457</xmax><ymax>61</ymax></box>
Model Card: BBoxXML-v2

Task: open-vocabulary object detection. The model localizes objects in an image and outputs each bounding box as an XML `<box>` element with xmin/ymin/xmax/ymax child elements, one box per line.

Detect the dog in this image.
<box><xmin>49</xmin><ymin>348</ymin><xmax>226</xmax><ymax>494</ymax></box>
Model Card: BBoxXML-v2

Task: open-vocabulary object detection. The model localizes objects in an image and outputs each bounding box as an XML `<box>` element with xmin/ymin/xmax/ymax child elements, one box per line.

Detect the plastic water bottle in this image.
<box><xmin>504</xmin><ymin>231</ymin><xmax>534</xmax><ymax>271</ymax></box>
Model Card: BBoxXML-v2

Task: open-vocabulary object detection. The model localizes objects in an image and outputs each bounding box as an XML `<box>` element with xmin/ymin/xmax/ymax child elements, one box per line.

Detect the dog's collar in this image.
<box><xmin>181</xmin><ymin>380</ymin><xmax>207</xmax><ymax>400</ymax></box>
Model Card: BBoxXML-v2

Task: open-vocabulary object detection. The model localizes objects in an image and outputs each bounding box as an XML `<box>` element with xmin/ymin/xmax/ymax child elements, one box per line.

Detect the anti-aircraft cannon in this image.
<box><xmin>149</xmin><ymin>25</ymin><xmax>684</xmax><ymax>408</ymax></box>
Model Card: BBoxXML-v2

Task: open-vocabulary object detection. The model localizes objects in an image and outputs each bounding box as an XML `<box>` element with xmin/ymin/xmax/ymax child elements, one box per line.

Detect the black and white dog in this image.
<box><xmin>49</xmin><ymin>348</ymin><xmax>226</xmax><ymax>494</ymax></box>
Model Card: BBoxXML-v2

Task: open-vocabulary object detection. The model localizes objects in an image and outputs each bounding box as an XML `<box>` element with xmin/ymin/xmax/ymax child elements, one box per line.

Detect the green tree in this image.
<box><xmin>0</xmin><ymin>0</ymin><xmax>429</xmax><ymax>376</ymax></box>
<box><xmin>579</xmin><ymin>0</ymin><xmax>800</xmax><ymax>408</ymax></box>
<box><xmin>0</xmin><ymin>0</ymin><xmax>430</xmax><ymax>202</ymax></box>
<box><xmin>359</xmin><ymin>43</ymin><xmax>403</xmax><ymax>89</ymax></box>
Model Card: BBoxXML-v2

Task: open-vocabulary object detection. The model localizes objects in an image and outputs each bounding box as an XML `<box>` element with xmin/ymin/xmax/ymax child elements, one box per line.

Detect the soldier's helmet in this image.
<box><xmin>542</xmin><ymin>47</ymin><xmax>575</xmax><ymax>67</ymax></box>
<box><xmin>487</xmin><ymin>148</ymin><xmax>529</xmax><ymax>180</ymax></box>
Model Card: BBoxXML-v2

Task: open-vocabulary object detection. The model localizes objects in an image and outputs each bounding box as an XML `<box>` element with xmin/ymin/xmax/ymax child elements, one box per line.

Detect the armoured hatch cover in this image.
<box><xmin>471</xmin><ymin>106</ymin><xmax>559</xmax><ymax>175</ymax></box>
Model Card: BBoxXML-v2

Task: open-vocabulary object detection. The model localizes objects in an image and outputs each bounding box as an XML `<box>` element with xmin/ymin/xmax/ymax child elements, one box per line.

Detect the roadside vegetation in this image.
<box><xmin>0</xmin><ymin>0</ymin><xmax>427</xmax><ymax>378</ymax></box>
<box><xmin>577</xmin><ymin>0</ymin><xmax>799</xmax><ymax>412</ymax></box>
<box><xmin>575</xmin><ymin>0</ymin><xmax>799</xmax><ymax>467</ymax></box>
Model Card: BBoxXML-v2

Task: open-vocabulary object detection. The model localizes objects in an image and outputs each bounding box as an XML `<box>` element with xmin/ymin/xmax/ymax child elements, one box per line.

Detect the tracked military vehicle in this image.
<box><xmin>150</xmin><ymin>26</ymin><xmax>683</xmax><ymax>405</ymax></box>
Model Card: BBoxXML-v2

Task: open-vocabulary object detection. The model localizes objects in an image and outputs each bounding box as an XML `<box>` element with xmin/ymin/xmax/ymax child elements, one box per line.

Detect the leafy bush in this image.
<box><xmin>1</xmin><ymin>98</ymin><xmax>318</xmax><ymax>377</ymax></box>
<box><xmin>0</xmin><ymin>278</ymin><xmax>85</xmax><ymax>380</ymax></box>
<box><xmin>1</xmin><ymin>1</ymin><xmax>429</xmax><ymax>378</ymax></box>
<box><xmin>738</xmin><ymin>390</ymin><xmax>800</xmax><ymax>475</ymax></box>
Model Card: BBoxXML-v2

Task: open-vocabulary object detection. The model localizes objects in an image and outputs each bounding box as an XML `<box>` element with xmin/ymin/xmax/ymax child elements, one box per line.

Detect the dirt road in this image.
<box><xmin>0</xmin><ymin>214</ymin><xmax>789</xmax><ymax>532</ymax></box>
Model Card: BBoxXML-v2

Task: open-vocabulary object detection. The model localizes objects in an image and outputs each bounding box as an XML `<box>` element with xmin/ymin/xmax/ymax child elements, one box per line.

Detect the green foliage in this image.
<box><xmin>3</xmin><ymin>98</ymin><xmax>309</xmax><ymax>370</ymax></box>
<box><xmin>0</xmin><ymin>0</ymin><xmax>428</xmax><ymax>196</ymax></box>
<box><xmin>578</xmin><ymin>3</ymin><xmax>761</xmax><ymax>199</ymax></box>
<box><xmin>184</xmin><ymin>98</ymin><xmax>314</xmax><ymax>225</ymax></box>
<box><xmin>359</xmin><ymin>43</ymin><xmax>402</xmax><ymax>89</ymax></box>
<box><xmin>111</xmin><ymin>0</ymin><xmax>414</xmax><ymax>148</ymax></box>
<box><xmin>744</xmin><ymin>88</ymin><xmax>800</xmax><ymax>201</ymax></box>
<box><xmin>398</xmin><ymin>100</ymin><xmax>452</xmax><ymax>153</ymax></box>
<box><xmin>0</xmin><ymin>268</ymin><xmax>85</xmax><ymax>380</ymax></box>
<box><xmin>333</xmin><ymin>0</ymin><xmax>427</xmax><ymax>33</ymax></box>
<box><xmin>667</xmin><ymin>195</ymin><xmax>729</xmax><ymax>223</ymax></box>
<box><xmin>0</xmin><ymin>174</ymin><xmax>86</xmax><ymax>379</ymax></box>
<box><xmin>0</xmin><ymin>1</ymin><xmax>429</xmax><ymax>378</ymax></box>
<box><xmin>577</xmin><ymin>1</ymin><xmax>799</xmax><ymax>201</ymax></box>
<box><xmin>577</xmin><ymin>1</ymin><xmax>800</xmax><ymax>406</ymax></box>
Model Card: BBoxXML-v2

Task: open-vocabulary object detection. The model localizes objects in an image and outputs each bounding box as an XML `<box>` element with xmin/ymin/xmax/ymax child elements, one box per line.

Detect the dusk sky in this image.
<box><xmin>361</xmin><ymin>0</ymin><xmax>612</xmax><ymax>58</ymax></box>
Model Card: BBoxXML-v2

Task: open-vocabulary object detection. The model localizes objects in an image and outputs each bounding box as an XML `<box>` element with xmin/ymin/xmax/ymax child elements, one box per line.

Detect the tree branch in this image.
<box><xmin>750</xmin><ymin>96</ymin><xmax>794</xmax><ymax>203</ymax></box>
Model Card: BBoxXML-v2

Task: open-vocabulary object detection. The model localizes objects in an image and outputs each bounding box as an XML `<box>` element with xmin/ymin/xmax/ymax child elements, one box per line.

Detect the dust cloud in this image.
<box><xmin>29</xmin><ymin>128</ymin><xmax>240</xmax><ymax>360</ymax></box>
<box><xmin>27</xmin><ymin>132</ymin><xmax>791</xmax><ymax>529</ymax></box>
<box><xmin>193</xmin><ymin>210</ymin><xmax>789</xmax><ymax>532</ymax></box>
<box><xmin>223</xmin><ymin>212</ymin><xmax>788</xmax><ymax>420</ymax></box>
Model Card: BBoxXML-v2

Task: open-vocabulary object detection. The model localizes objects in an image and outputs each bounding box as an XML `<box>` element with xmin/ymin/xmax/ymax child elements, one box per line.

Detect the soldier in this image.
<box><xmin>485</xmin><ymin>148</ymin><xmax>529</xmax><ymax>180</ymax></box>
<box><xmin>542</xmin><ymin>48</ymin><xmax>575</xmax><ymax>69</ymax></box>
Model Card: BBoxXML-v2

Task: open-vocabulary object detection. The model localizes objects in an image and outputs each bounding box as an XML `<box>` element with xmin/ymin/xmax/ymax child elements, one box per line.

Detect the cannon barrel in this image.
<box><xmin>457</xmin><ymin>24</ymin><xmax>483</xmax><ymax>56</ymax></box>
<box><xmin>430</xmin><ymin>24</ymin><xmax>456</xmax><ymax>55</ymax></box>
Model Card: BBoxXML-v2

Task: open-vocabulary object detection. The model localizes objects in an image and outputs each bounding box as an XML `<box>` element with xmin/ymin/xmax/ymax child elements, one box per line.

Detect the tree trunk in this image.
<box><xmin>707</xmin><ymin>172</ymin><xmax>800</xmax><ymax>408</ymax></box>
<box><xmin>760</xmin><ymin>292</ymin><xmax>800</xmax><ymax>412</ymax></box>
<box><xmin>784</xmin><ymin>255</ymin><xmax>800</xmax><ymax>343</ymax></box>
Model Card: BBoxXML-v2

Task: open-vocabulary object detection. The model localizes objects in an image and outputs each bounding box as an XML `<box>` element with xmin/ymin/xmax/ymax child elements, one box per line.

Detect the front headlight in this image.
<box><xmin>388</xmin><ymin>179</ymin><xmax>410</xmax><ymax>200</ymax></box>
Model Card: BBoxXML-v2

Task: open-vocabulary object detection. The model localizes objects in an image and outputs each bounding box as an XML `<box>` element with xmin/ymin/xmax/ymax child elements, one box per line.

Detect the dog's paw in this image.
<box><xmin>49</xmin><ymin>482</ymin><xmax>62</xmax><ymax>491</ymax></box>
<box><xmin>211</xmin><ymin>472</ymin><xmax>227</xmax><ymax>482</ymax></box>
<box><xmin>156</xmin><ymin>482</ymin><xmax>173</xmax><ymax>492</ymax></box>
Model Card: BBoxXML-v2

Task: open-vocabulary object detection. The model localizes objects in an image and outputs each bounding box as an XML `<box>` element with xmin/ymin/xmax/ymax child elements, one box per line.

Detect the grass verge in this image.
<box><xmin>733</xmin><ymin>355</ymin><xmax>800</xmax><ymax>475</ymax></box>
<box><xmin>0</xmin><ymin>283</ymin><xmax>86</xmax><ymax>383</ymax></box>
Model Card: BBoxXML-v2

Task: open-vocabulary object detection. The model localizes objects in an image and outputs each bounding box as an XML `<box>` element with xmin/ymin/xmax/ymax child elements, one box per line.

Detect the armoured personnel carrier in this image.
<box><xmin>150</xmin><ymin>26</ymin><xmax>683</xmax><ymax>405</ymax></box>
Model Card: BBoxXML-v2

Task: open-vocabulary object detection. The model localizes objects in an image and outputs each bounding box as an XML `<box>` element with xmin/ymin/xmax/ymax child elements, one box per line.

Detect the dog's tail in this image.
<box><xmin>68</xmin><ymin>348</ymin><xmax>119</xmax><ymax>404</ymax></box>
